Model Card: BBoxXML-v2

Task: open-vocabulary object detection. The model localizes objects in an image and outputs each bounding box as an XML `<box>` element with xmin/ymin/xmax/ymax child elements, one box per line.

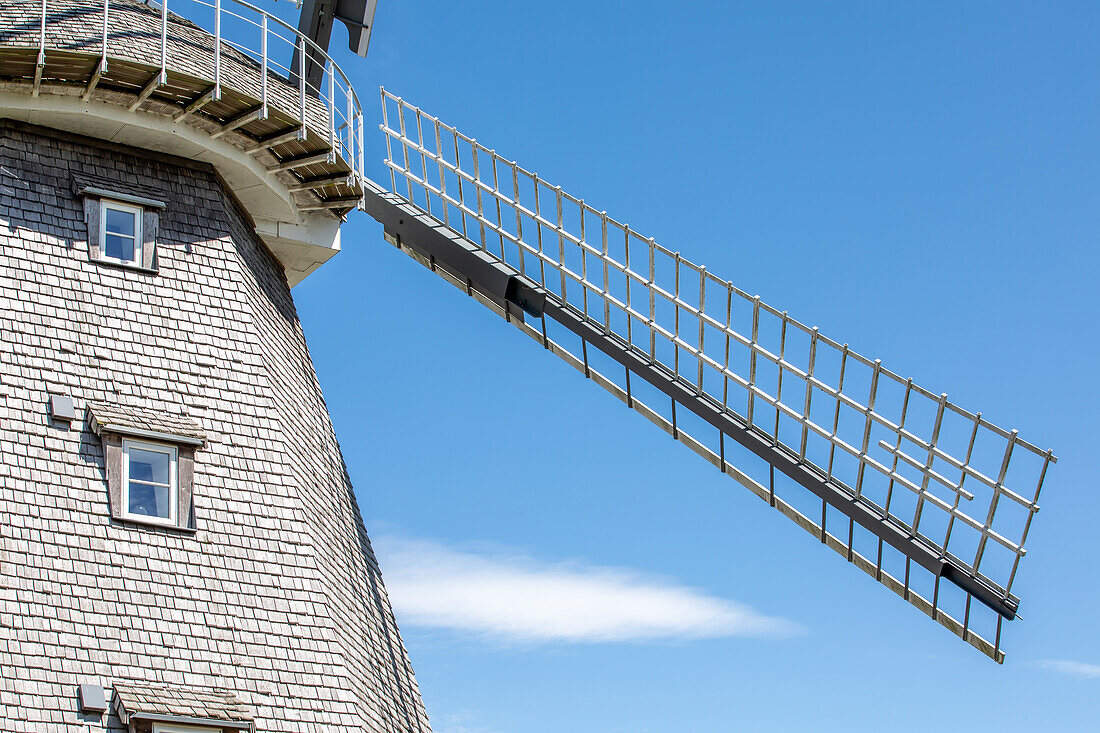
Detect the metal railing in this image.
<box><xmin>24</xmin><ymin>0</ymin><xmax>365</xmax><ymax>187</ymax></box>
<box><xmin>379</xmin><ymin>88</ymin><xmax>1057</xmax><ymax>660</ymax></box>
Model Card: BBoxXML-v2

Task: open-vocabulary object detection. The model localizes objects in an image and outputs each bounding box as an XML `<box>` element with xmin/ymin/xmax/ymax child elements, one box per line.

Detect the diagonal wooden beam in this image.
<box><xmin>82</xmin><ymin>58</ymin><xmax>106</xmax><ymax>101</ymax></box>
<box><xmin>246</xmin><ymin>127</ymin><xmax>306</xmax><ymax>155</ymax></box>
<box><xmin>129</xmin><ymin>71</ymin><xmax>166</xmax><ymax>111</ymax></box>
<box><xmin>297</xmin><ymin>196</ymin><xmax>362</xmax><ymax>211</ymax></box>
<box><xmin>210</xmin><ymin>106</ymin><xmax>264</xmax><ymax>140</ymax></box>
<box><xmin>269</xmin><ymin>150</ymin><xmax>331</xmax><ymax>173</ymax></box>
<box><xmin>286</xmin><ymin>174</ymin><xmax>351</xmax><ymax>192</ymax></box>
<box><xmin>173</xmin><ymin>87</ymin><xmax>216</xmax><ymax>123</ymax></box>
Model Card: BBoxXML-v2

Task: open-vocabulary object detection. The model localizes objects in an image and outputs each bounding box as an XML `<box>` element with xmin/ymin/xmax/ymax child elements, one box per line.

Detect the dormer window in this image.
<box><xmin>101</xmin><ymin>200</ymin><xmax>144</xmax><ymax>265</ymax></box>
<box><xmin>88</xmin><ymin>401</ymin><xmax>206</xmax><ymax>532</ymax></box>
<box><xmin>74</xmin><ymin>176</ymin><xmax>165</xmax><ymax>272</ymax></box>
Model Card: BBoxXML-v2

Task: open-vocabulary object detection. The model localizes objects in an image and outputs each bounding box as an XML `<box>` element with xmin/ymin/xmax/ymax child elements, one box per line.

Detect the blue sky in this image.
<box><xmin>284</xmin><ymin>2</ymin><xmax>1098</xmax><ymax>730</ymax></box>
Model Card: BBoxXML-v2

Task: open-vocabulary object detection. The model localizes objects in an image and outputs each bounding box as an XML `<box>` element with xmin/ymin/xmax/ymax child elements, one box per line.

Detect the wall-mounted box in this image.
<box><xmin>48</xmin><ymin>395</ymin><xmax>76</xmax><ymax>422</ymax></box>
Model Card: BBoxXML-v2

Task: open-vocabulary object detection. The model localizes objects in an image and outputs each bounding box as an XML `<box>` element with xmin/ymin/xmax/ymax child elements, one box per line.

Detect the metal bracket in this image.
<box><xmin>361</xmin><ymin>180</ymin><xmax>544</xmax><ymax>320</ymax></box>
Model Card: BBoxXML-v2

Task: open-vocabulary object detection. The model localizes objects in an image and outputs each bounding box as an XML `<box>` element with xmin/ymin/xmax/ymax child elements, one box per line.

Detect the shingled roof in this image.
<box><xmin>88</xmin><ymin>401</ymin><xmax>207</xmax><ymax>445</ymax></box>
<box><xmin>113</xmin><ymin>682</ymin><xmax>253</xmax><ymax>729</ymax></box>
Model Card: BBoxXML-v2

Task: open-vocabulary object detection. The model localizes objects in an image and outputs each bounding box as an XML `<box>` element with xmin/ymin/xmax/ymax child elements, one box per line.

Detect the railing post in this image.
<box><xmin>259</xmin><ymin>13</ymin><xmax>268</xmax><ymax>119</ymax></box>
<box><xmin>358</xmin><ymin>112</ymin><xmax>365</xmax><ymax>197</ymax></box>
<box><xmin>327</xmin><ymin>60</ymin><xmax>336</xmax><ymax>163</ymax></box>
<box><xmin>82</xmin><ymin>0</ymin><xmax>109</xmax><ymax>100</ymax></box>
<box><xmin>212</xmin><ymin>0</ymin><xmax>221</xmax><ymax>100</ymax></box>
<box><xmin>346</xmin><ymin>84</ymin><xmax>354</xmax><ymax>172</ymax></box>
<box><xmin>159</xmin><ymin>0</ymin><xmax>168</xmax><ymax>84</ymax></box>
<box><xmin>101</xmin><ymin>0</ymin><xmax>108</xmax><ymax>63</ymax></box>
<box><xmin>33</xmin><ymin>0</ymin><xmax>46</xmax><ymax>97</ymax></box>
<box><xmin>298</xmin><ymin>36</ymin><xmax>307</xmax><ymax>136</ymax></box>
<box><xmin>38</xmin><ymin>0</ymin><xmax>46</xmax><ymax>59</ymax></box>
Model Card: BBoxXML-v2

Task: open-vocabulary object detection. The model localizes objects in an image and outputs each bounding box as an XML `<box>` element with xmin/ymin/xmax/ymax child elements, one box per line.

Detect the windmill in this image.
<box><xmin>0</xmin><ymin>0</ymin><xmax>1058</xmax><ymax>729</ymax></box>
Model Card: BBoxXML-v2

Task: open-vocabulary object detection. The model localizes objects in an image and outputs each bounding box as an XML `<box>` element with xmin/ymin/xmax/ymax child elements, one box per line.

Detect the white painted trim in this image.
<box><xmin>121</xmin><ymin>438</ymin><xmax>178</xmax><ymax>527</ymax></box>
<box><xmin>99</xmin><ymin>199</ymin><xmax>143</xmax><ymax>266</ymax></box>
<box><xmin>153</xmin><ymin>723</ymin><xmax>221</xmax><ymax>733</ymax></box>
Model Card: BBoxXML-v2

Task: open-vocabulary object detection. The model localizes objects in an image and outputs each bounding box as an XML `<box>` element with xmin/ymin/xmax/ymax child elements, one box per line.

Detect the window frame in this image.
<box><xmin>98</xmin><ymin>198</ymin><xmax>144</xmax><ymax>266</ymax></box>
<box><xmin>152</xmin><ymin>724</ymin><xmax>220</xmax><ymax>733</ymax></box>
<box><xmin>120</xmin><ymin>437</ymin><xmax>179</xmax><ymax>527</ymax></box>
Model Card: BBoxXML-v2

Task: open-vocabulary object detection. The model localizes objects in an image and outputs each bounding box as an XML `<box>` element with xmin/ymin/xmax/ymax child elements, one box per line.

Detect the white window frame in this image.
<box><xmin>99</xmin><ymin>199</ymin><xmax>143</xmax><ymax>266</ymax></box>
<box><xmin>153</xmin><ymin>724</ymin><xmax>220</xmax><ymax>733</ymax></box>
<box><xmin>121</xmin><ymin>437</ymin><xmax>178</xmax><ymax>527</ymax></box>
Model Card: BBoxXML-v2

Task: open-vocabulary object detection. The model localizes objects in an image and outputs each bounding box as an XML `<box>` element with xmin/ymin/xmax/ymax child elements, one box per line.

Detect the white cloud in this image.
<box><xmin>373</xmin><ymin>535</ymin><xmax>802</xmax><ymax>643</ymax></box>
<box><xmin>1034</xmin><ymin>659</ymin><xmax>1100</xmax><ymax>679</ymax></box>
<box><xmin>433</xmin><ymin>711</ymin><xmax>502</xmax><ymax>733</ymax></box>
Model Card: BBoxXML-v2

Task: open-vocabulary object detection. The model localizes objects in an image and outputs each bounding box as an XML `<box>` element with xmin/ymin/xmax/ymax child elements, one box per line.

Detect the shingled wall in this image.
<box><xmin>0</xmin><ymin>120</ymin><xmax>430</xmax><ymax>733</ymax></box>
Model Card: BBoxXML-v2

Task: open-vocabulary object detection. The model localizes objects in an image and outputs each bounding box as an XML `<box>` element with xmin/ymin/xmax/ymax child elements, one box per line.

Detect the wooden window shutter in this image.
<box><xmin>84</xmin><ymin>196</ymin><xmax>102</xmax><ymax>261</ymax></box>
<box><xmin>178</xmin><ymin>447</ymin><xmax>197</xmax><ymax>530</ymax></box>
<box><xmin>141</xmin><ymin>209</ymin><xmax>159</xmax><ymax>271</ymax></box>
<box><xmin>103</xmin><ymin>433</ymin><xmax>123</xmax><ymax>518</ymax></box>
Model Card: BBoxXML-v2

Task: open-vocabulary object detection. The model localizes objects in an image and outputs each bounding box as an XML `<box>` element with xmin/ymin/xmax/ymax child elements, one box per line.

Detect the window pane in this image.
<box><xmin>128</xmin><ymin>482</ymin><xmax>171</xmax><ymax>520</ymax></box>
<box><xmin>129</xmin><ymin>448</ymin><xmax>169</xmax><ymax>485</ymax></box>
<box><xmin>105</xmin><ymin>207</ymin><xmax>136</xmax><ymax>236</ymax></box>
<box><xmin>105</xmin><ymin>233</ymin><xmax>135</xmax><ymax>262</ymax></box>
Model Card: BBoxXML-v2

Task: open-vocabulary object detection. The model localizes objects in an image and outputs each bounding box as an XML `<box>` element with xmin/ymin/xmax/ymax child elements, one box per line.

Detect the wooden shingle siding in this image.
<box><xmin>0</xmin><ymin>121</ymin><xmax>431</xmax><ymax>732</ymax></box>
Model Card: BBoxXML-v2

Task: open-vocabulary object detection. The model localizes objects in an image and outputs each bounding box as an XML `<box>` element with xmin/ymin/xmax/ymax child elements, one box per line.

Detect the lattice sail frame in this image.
<box><xmin>377</xmin><ymin>89</ymin><xmax>1055</xmax><ymax>661</ymax></box>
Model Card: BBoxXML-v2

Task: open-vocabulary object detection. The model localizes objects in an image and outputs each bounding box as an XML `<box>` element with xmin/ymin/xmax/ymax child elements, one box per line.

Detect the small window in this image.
<box><xmin>153</xmin><ymin>724</ymin><xmax>219</xmax><ymax>733</ymax></box>
<box><xmin>121</xmin><ymin>438</ymin><xmax>178</xmax><ymax>526</ymax></box>
<box><xmin>100</xmin><ymin>200</ymin><xmax>143</xmax><ymax>265</ymax></box>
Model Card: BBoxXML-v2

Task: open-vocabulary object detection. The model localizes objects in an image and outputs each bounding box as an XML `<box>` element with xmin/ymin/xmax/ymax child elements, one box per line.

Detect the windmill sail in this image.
<box><xmin>364</xmin><ymin>88</ymin><xmax>1056</xmax><ymax>663</ymax></box>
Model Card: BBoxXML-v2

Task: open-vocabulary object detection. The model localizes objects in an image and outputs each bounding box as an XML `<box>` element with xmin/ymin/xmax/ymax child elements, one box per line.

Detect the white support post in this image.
<box><xmin>33</xmin><ymin>0</ymin><xmax>46</xmax><ymax>97</ymax></box>
<box><xmin>159</xmin><ymin>0</ymin><xmax>168</xmax><ymax>84</ymax></box>
<box><xmin>298</xmin><ymin>37</ymin><xmax>306</xmax><ymax>136</ymax></box>
<box><xmin>259</xmin><ymin>13</ymin><xmax>268</xmax><ymax>119</ymax></box>
<box><xmin>327</xmin><ymin>60</ymin><xmax>336</xmax><ymax>163</ymax></box>
<box><xmin>357</xmin><ymin>113</ymin><xmax>365</xmax><ymax>187</ymax></box>
<box><xmin>357</xmin><ymin>113</ymin><xmax>365</xmax><ymax>207</ymax></box>
<box><xmin>83</xmin><ymin>0</ymin><xmax>108</xmax><ymax>100</ymax></box>
<box><xmin>131</xmin><ymin>1</ymin><xmax>167</xmax><ymax>115</ymax></box>
<box><xmin>101</xmin><ymin>0</ymin><xmax>108</xmax><ymax>61</ymax></box>
<box><xmin>212</xmin><ymin>0</ymin><xmax>221</xmax><ymax>100</ymax></box>
<box><xmin>346</xmin><ymin>84</ymin><xmax>354</xmax><ymax>172</ymax></box>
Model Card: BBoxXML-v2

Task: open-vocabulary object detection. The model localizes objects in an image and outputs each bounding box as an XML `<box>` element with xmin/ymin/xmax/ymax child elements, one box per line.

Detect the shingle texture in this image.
<box><xmin>0</xmin><ymin>121</ymin><xmax>431</xmax><ymax>732</ymax></box>
<box><xmin>88</xmin><ymin>400</ymin><xmax>207</xmax><ymax>442</ymax></box>
<box><xmin>115</xmin><ymin>682</ymin><xmax>253</xmax><ymax>725</ymax></box>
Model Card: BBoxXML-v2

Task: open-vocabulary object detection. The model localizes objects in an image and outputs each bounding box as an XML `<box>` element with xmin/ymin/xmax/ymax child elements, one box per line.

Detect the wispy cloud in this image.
<box><xmin>433</xmin><ymin>711</ymin><xmax>503</xmax><ymax>733</ymax></box>
<box><xmin>374</xmin><ymin>535</ymin><xmax>802</xmax><ymax>644</ymax></box>
<box><xmin>1034</xmin><ymin>659</ymin><xmax>1100</xmax><ymax>679</ymax></box>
